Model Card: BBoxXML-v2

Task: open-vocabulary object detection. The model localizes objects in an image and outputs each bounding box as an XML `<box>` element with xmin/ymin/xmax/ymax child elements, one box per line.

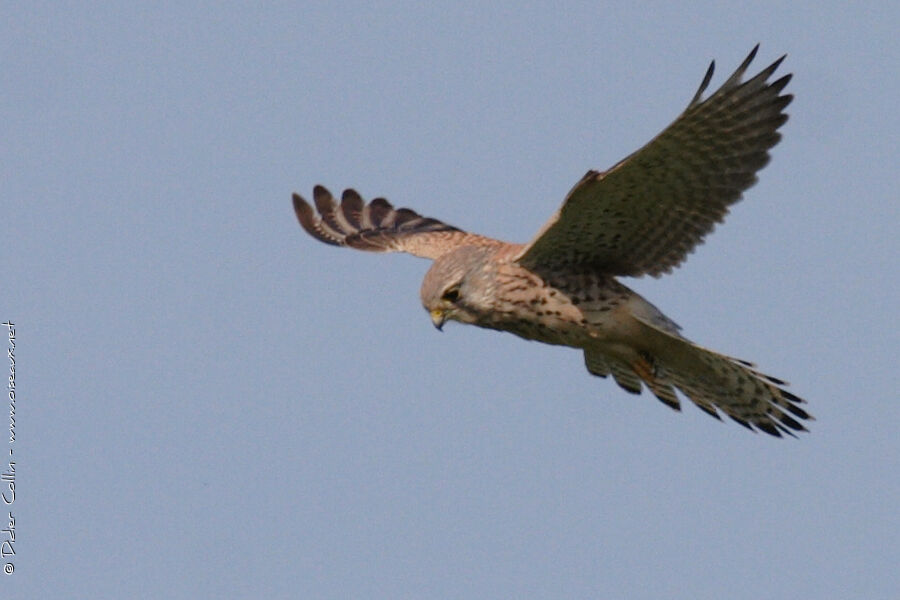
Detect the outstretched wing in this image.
<box><xmin>516</xmin><ymin>45</ymin><xmax>792</xmax><ymax>277</ymax></box>
<box><xmin>293</xmin><ymin>186</ymin><xmax>497</xmax><ymax>260</ymax></box>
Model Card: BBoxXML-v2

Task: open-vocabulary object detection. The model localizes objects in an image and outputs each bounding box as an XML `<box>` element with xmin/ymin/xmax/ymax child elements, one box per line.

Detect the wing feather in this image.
<box><xmin>516</xmin><ymin>46</ymin><xmax>793</xmax><ymax>277</ymax></box>
<box><xmin>293</xmin><ymin>186</ymin><xmax>497</xmax><ymax>260</ymax></box>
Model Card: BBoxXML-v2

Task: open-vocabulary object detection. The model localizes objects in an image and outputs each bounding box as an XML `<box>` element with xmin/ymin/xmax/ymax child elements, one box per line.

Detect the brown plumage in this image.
<box><xmin>292</xmin><ymin>46</ymin><xmax>812</xmax><ymax>437</ymax></box>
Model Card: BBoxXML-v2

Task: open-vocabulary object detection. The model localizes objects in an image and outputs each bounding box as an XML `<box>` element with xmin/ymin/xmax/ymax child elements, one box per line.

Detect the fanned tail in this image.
<box><xmin>584</xmin><ymin>317</ymin><xmax>813</xmax><ymax>437</ymax></box>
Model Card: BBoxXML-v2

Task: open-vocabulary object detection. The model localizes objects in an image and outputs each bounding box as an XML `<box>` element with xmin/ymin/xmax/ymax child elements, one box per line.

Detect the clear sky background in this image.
<box><xmin>3</xmin><ymin>2</ymin><xmax>898</xmax><ymax>599</ymax></box>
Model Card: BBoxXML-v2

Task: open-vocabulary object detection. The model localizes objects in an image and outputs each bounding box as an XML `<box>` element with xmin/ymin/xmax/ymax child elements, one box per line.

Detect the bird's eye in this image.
<box><xmin>442</xmin><ymin>286</ymin><xmax>460</xmax><ymax>302</ymax></box>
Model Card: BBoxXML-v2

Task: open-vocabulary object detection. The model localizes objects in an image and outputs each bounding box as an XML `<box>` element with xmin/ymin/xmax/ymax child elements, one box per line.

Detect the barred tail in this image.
<box><xmin>584</xmin><ymin>317</ymin><xmax>813</xmax><ymax>437</ymax></box>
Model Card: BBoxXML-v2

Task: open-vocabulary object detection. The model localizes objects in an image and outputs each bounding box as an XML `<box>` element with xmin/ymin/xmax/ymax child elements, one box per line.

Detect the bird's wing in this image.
<box><xmin>516</xmin><ymin>46</ymin><xmax>792</xmax><ymax>277</ymax></box>
<box><xmin>293</xmin><ymin>186</ymin><xmax>497</xmax><ymax>260</ymax></box>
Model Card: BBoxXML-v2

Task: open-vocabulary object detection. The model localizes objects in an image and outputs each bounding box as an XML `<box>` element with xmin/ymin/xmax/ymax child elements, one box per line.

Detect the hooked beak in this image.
<box><xmin>430</xmin><ymin>309</ymin><xmax>446</xmax><ymax>331</ymax></box>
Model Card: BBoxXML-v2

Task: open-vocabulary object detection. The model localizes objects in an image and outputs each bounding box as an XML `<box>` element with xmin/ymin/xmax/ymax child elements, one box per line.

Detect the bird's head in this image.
<box><xmin>420</xmin><ymin>246</ymin><xmax>495</xmax><ymax>331</ymax></box>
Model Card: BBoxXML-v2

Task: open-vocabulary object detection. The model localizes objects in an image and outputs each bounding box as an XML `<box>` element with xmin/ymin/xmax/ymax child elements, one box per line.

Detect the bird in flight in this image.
<box><xmin>293</xmin><ymin>46</ymin><xmax>812</xmax><ymax>437</ymax></box>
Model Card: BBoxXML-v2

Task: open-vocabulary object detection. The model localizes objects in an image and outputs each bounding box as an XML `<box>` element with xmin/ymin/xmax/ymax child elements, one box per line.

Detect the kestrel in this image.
<box><xmin>293</xmin><ymin>46</ymin><xmax>812</xmax><ymax>437</ymax></box>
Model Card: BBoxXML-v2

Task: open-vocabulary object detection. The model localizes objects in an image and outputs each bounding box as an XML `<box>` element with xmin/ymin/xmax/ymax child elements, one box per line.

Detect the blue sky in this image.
<box><xmin>3</xmin><ymin>2</ymin><xmax>898</xmax><ymax>598</ymax></box>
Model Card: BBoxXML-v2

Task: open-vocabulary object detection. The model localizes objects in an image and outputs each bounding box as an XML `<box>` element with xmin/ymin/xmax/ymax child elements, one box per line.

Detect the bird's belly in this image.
<box><xmin>482</xmin><ymin>303</ymin><xmax>593</xmax><ymax>348</ymax></box>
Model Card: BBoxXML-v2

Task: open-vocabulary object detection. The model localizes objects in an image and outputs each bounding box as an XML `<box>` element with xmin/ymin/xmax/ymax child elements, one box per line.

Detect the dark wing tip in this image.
<box><xmin>731</xmin><ymin>44</ymin><xmax>761</xmax><ymax>83</ymax></box>
<box><xmin>292</xmin><ymin>190</ymin><xmax>343</xmax><ymax>246</ymax></box>
<box><xmin>691</xmin><ymin>45</ymin><xmax>786</xmax><ymax>108</ymax></box>
<box><xmin>766</xmin><ymin>53</ymin><xmax>788</xmax><ymax>76</ymax></box>
<box><xmin>367</xmin><ymin>197</ymin><xmax>395</xmax><ymax>227</ymax></box>
<box><xmin>341</xmin><ymin>188</ymin><xmax>363</xmax><ymax>204</ymax></box>
<box><xmin>292</xmin><ymin>192</ymin><xmax>316</xmax><ymax>232</ymax></box>
<box><xmin>746</xmin><ymin>43</ymin><xmax>761</xmax><ymax>66</ymax></box>
<box><xmin>293</xmin><ymin>185</ymin><xmax>468</xmax><ymax>258</ymax></box>
<box><xmin>723</xmin><ymin>44</ymin><xmax>762</xmax><ymax>87</ymax></box>
<box><xmin>341</xmin><ymin>188</ymin><xmax>364</xmax><ymax>228</ymax></box>
<box><xmin>313</xmin><ymin>185</ymin><xmax>337</xmax><ymax>215</ymax></box>
<box><xmin>689</xmin><ymin>59</ymin><xmax>716</xmax><ymax>106</ymax></box>
<box><xmin>370</xmin><ymin>197</ymin><xmax>394</xmax><ymax>209</ymax></box>
<box><xmin>771</xmin><ymin>73</ymin><xmax>793</xmax><ymax>95</ymax></box>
